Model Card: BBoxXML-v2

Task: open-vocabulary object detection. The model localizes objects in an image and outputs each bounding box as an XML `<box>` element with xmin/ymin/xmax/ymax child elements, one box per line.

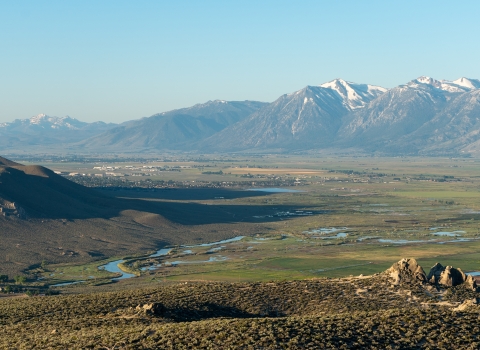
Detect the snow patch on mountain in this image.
<box><xmin>453</xmin><ymin>77</ymin><xmax>480</xmax><ymax>90</ymax></box>
<box><xmin>409</xmin><ymin>76</ymin><xmax>480</xmax><ymax>93</ymax></box>
<box><xmin>0</xmin><ymin>114</ymin><xmax>87</xmax><ymax>130</ymax></box>
<box><xmin>320</xmin><ymin>78</ymin><xmax>387</xmax><ymax>110</ymax></box>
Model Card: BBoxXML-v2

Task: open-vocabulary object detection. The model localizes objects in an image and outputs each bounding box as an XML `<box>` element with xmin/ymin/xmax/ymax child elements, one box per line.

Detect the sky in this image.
<box><xmin>1</xmin><ymin>0</ymin><xmax>480</xmax><ymax>123</ymax></box>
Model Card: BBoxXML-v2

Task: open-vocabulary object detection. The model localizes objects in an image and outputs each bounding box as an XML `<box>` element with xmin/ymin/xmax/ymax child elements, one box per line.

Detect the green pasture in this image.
<box><xmin>37</xmin><ymin>259</ymin><xmax>118</xmax><ymax>285</ymax></box>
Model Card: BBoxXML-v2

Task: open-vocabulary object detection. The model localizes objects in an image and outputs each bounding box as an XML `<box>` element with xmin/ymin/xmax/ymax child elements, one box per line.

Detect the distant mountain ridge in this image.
<box><xmin>78</xmin><ymin>100</ymin><xmax>266</xmax><ymax>151</ymax></box>
<box><xmin>200</xmin><ymin>76</ymin><xmax>480</xmax><ymax>155</ymax></box>
<box><xmin>337</xmin><ymin>77</ymin><xmax>480</xmax><ymax>155</ymax></box>
<box><xmin>3</xmin><ymin>76</ymin><xmax>480</xmax><ymax>156</ymax></box>
<box><xmin>409</xmin><ymin>76</ymin><xmax>480</xmax><ymax>92</ymax></box>
<box><xmin>0</xmin><ymin>114</ymin><xmax>117</xmax><ymax>149</ymax></box>
<box><xmin>199</xmin><ymin>79</ymin><xmax>386</xmax><ymax>152</ymax></box>
<box><xmin>0</xmin><ymin>114</ymin><xmax>115</xmax><ymax>131</ymax></box>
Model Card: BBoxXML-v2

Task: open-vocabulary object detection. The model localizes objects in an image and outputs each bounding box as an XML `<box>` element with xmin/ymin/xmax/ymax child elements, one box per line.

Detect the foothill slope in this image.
<box><xmin>0</xmin><ymin>258</ymin><xmax>479</xmax><ymax>348</ymax></box>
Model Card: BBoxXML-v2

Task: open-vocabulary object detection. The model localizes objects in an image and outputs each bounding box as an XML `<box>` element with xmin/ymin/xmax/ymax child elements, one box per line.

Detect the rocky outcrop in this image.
<box><xmin>453</xmin><ymin>298</ymin><xmax>479</xmax><ymax>312</ymax></box>
<box><xmin>427</xmin><ymin>263</ymin><xmax>477</xmax><ymax>290</ymax></box>
<box><xmin>465</xmin><ymin>275</ymin><xmax>478</xmax><ymax>291</ymax></box>
<box><xmin>386</xmin><ymin>259</ymin><xmax>478</xmax><ymax>291</ymax></box>
<box><xmin>0</xmin><ymin>202</ymin><xmax>26</xmax><ymax>219</ymax></box>
<box><xmin>136</xmin><ymin>303</ymin><xmax>165</xmax><ymax>316</ymax></box>
<box><xmin>386</xmin><ymin>258</ymin><xmax>427</xmax><ymax>285</ymax></box>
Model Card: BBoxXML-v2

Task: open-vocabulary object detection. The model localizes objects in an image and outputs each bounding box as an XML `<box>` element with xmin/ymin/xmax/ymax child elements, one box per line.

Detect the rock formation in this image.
<box><xmin>453</xmin><ymin>298</ymin><xmax>479</xmax><ymax>312</ymax></box>
<box><xmin>465</xmin><ymin>275</ymin><xmax>478</xmax><ymax>291</ymax></box>
<box><xmin>136</xmin><ymin>303</ymin><xmax>165</xmax><ymax>316</ymax></box>
<box><xmin>386</xmin><ymin>259</ymin><xmax>478</xmax><ymax>291</ymax></box>
<box><xmin>386</xmin><ymin>258</ymin><xmax>427</xmax><ymax>285</ymax></box>
<box><xmin>427</xmin><ymin>263</ymin><xmax>477</xmax><ymax>290</ymax></box>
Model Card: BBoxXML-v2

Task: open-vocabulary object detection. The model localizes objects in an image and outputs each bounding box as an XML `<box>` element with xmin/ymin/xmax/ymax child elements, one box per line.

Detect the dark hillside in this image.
<box><xmin>0</xmin><ymin>162</ymin><xmax>114</xmax><ymax>219</ymax></box>
<box><xmin>0</xmin><ymin>159</ymin><xmax>310</xmax><ymax>223</ymax></box>
<box><xmin>0</xmin><ymin>156</ymin><xmax>21</xmax><ymax>167</ymax></box>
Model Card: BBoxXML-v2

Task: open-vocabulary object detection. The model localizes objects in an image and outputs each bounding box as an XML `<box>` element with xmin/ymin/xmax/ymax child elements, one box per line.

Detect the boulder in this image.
<box><xmin>136</xmin><ymin>303</ymin><xmax>165</xmax><ymax>316</ymax></box>
<box><xmin>386</xmin><ymin>258</ymin><xmax>427</xmax><ymax>285</ymax></box>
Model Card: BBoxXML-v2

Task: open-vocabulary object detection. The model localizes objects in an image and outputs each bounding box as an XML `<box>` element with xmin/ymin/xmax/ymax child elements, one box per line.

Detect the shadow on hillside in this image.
<box><xmin>0</xmin><ymin>165</ymin><xmax>320</xmax><ymax>224</ymax></box>
<box><xmin>114</xmin><ymin>196</ymin><xmax>324</xmax><ymax>225</ymax></box>
<box><xmin>98</xmin><ymin>187</ymin><xmax>277</xmax><ymax>200</ymax></box>
<box><xmin>163</xmin><ymin>302</ymin><xmax>285</xmax><ymax>322</ymax></box>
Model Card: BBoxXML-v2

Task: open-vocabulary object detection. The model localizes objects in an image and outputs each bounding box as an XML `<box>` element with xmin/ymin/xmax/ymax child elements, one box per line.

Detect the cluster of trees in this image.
<box><xmin>0</xmin><ymin>274</ymin><xmax>27</xmax><ymax>293</ymax></box>
<box><xmin>0</xmin><ymin>274</ymin><xmax>26</xmax><ymax>284</ymax></box>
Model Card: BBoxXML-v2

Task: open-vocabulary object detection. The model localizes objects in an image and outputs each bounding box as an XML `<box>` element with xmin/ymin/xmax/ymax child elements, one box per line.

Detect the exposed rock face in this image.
<box><xmin>465</xmin><ymin>275</ymin><xmax>478</xmax><ymax>291</ymax></box>
<box><xmin>386</xmin><ymin>259</ymin><xmax>478</xmax><ymax>291</ymax></box>
<box><xmin>427</xmin><ymin>263</ymin><xmax>476</xmax><ymax>288</ymax></box>
<box><xmin>453</xmin><ymin>298</ymin><xmax>479</xmax><ymax>312</ymax></box>
<box><xmin>0</xmin><ymin>201</ymin><xmax>26</xmax><ymax>219</ymax></box>
<box><xmin>386</xmin><ymin>258</ymin><xmax>427</xmax><ymax>285</ymax></box>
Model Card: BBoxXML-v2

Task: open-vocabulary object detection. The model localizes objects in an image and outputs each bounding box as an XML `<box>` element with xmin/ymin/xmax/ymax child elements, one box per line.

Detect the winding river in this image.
<box><xmin>52</xmin><ymin>236</ymin><xmax>245</xmax><ymax>286</ymax></box>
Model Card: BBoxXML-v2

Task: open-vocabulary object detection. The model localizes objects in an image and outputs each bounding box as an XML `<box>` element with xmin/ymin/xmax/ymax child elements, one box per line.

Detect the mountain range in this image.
<box><xmin>78</xmin><ymin>100</ymin><xmax>266</xmax><ymax>151</ymax></box>
<box><xmin>3</xmin><ymin>76</ymin><xmax>480</xmax><ymax>156</ymax></box>
<box><xmin>0</xmin><ymin>114</ymin><xmax>116</xmax><ymax>150</ymax></box>
<box><xmin>199</xmin><ymin>79</ymin><xmax>386</xmax><ymax>152</ymax></box>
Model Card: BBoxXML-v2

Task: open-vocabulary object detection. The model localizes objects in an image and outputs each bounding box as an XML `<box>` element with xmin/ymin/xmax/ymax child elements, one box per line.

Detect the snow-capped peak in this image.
<box><xmin>320</xmin><ymin>78</ymin><xmax>387</xmax><ymax>110</ymax></box>
<box><xmin>30</xmin><ymin>113</ymin><xmax>51</xmax><ymax>124</ymax></box>
<box><xmin>452</xmin><ymin>77</ymin><xmax>480</xmax><ymax>90</ymax></box>
<box><xmin>29</xmin><ymin>114</ymin><xmax>78</xmax><ymax>128</ymax></box>
<box><xmin>409</xmin><ymin>76</ymin><xmax>445</xmax><ymax>89</ymax></box>
<box><xmin>409</xmin><ymin>76</ymin><xmax>473</xmax><ymax>93</ymax></box>
<box><xmin>0</xmin><ymin>114</ymin><xmax>87</xmax><ymax>130</ymax></box>
<box><xmin>415</xmin><ymin>76</ymin><xmax>438</xmax><ymax>85</ymax></box>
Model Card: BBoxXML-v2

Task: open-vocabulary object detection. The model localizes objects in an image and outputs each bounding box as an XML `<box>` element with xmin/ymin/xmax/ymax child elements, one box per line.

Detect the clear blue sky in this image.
<box><xmin>1</xmin><ymin>1</ymin><xmax>480</xmax><ymax>123</ymax></box>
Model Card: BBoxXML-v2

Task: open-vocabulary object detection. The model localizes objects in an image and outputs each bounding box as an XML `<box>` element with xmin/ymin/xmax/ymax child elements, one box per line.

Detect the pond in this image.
<box><xmin>317</xmin><ymin>232</ymin><xmax>348</xmax><ymax>239</ymax></box>
<box><xmin>149</xmin><ymin>248</ymin><xmax>173</xmax><ymax>257</ymax></box>
<box><xmin>184</xmin><ymin>236</ymin><xmax>244</xmax><ymax>248</ymax></box>
<box><xmin>378</xmin><ymin>239</ymin><xmax>433</xmax><ymax>244</ymax></box>
<box><xmin>303</xmin><ymin>227</ymin><xmax>348</xmax><ymax>235</ymax></box>
<box><xmin>99</xmin><ymin>260</ymin><xmax>136</xmax><ymax>280</ymax></box>
<box><xmin>431</xmin><ymin>231</ymin><xmax>465</xmax><ymax>237</ymax></box>
<box><xmin>356</xmin><ymin>236</ymin><xmax>380</xmax><ymax>242</ymax></box>
<box><xmin>246</xmin><ymin>188</ymin><xmax>303</xmax><ymax>193</ymax></box>
<box><xmin>437</xmin><ymin>238</ymin><xmax>472</xmax><ymax>244</ymax></box>
<box><xmin>207</xmin><ymin>246</ymin><xmax>225</xmax><ymax>253</ymax></box>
